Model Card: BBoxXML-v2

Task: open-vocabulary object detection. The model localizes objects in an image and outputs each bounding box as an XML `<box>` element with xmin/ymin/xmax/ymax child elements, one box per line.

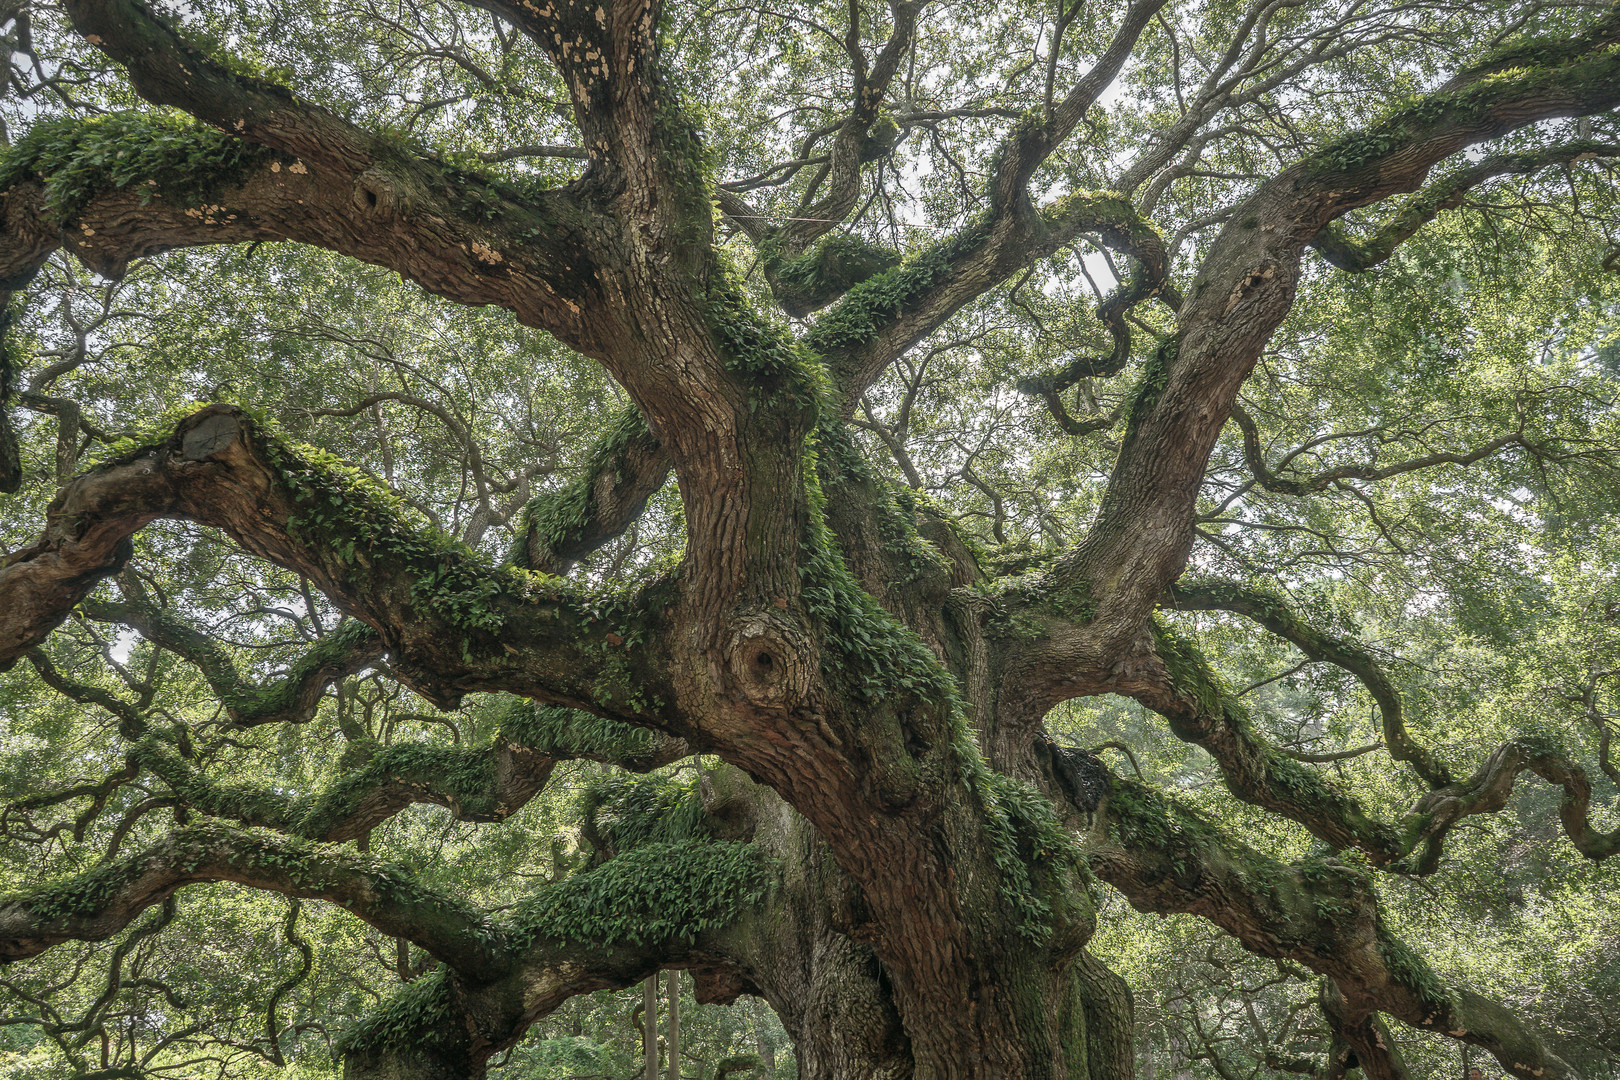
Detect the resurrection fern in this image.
<box><xmin>0</xmin><ymin>112</ymin><xmax>276</xmax><ymax>224</ymax></box>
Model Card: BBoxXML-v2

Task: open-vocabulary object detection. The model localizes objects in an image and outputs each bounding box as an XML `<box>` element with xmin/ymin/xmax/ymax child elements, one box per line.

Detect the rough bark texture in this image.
<box><xmin>4</xmin><ymin>1</ymin><xmax>1619</xmax><ymax>1078</ymax></box>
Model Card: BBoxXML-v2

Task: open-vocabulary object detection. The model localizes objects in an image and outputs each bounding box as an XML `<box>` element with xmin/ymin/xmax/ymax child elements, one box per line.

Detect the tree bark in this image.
<box><xmin>644</xmin><ymin>976</ymin><xmax>659</xmax><ymax>1080</ymax></box>
<box><xmin>668</xmin><ymin>970</ymin><xmax>681</xmax><ymax>1080</ymax></box>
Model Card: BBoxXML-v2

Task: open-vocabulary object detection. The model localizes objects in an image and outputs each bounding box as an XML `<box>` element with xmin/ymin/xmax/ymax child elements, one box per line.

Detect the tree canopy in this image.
<box><xmin>0</xmin><ymin>0</ymin><xmax>1618</xmax><ymax>1077</ymax></box>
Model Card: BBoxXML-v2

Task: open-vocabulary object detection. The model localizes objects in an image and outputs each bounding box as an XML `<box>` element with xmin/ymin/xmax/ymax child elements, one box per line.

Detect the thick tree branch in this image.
<box><xmin>1168</xmin><ymin>579</ymin><xmax>1451</xmax><ymax>787</ymax></box>
<box><xmin>1128</xmin><ymin>623</ymin><xmax>1409</xmax><ymax>863</ymax></box>
<box><xmin>507</xmin><ymin>406</ymin><xmax>670</xmax><ymax>575</ymax></box>
<box><xmin>0</xmin><ymin>823</ymin><xmax>503</xmax><ymax>972</ymax></box>
<box><xmin>1083</xmin><ymin>767</ymin><xmax>1584</xmax><ymax>1080</ymax></box>
<box><xmin>3</xmin><ymin>0</ymin><xmax>610</xmax><ymax>347</ymax></box>
<box><xmin>80</xmin><ymin>598</ymin><xmax>381</xmax><ymax>727</ymax></box>
<box><xmin>1311</xmin><ymin>141</ymin><xmax>1620</xmax><ymax>272</ymax></box>
<box><xmin>0</xmin><ymin>406</ymin><xmax>676</xmax><ymax>724</ymax></box>
<box><xmin>1044</xmin><ymin>20</ymin><xmax>1620</xmax><ymax>661</ymax></box>
<box><xmin>810</xmin><ymin>192</ymin><xmax>1175</xmax><ymax>407</ymax></box>
<box><xmin>124</xmin><ymin>705</ymin><xmax>683</xmax><ymax>843</ymax></box>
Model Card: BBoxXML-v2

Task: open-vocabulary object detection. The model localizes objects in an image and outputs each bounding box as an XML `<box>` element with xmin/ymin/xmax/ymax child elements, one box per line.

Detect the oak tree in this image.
<box><xmin>1</xmin><ymin>0</ymin><xmax>1618</xmax><ymax>1076</ymax></box>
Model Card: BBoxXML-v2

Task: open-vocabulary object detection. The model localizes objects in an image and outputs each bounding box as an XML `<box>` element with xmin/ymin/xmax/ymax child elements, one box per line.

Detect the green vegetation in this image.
<box><xmin>2</xmin><ymin>0</ymin><xmax>1618</xmax><ymax>1078</ymax></box>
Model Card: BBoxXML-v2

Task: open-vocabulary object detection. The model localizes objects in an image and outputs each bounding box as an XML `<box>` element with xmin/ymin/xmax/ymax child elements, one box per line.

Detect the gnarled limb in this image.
<box><xmin>1167</xmin><ymin>579</ymin><xmax>1620</xmax><ymax>869</ymax></box>
<box><xmin>1168</xmin><ymin>578</ymin><xmax>1450</xmax><ymax>787</ymax></box>
<box><xmin>1226</xmin><ymin>403</ymin><xmax>1533</xmax><ymax>503</ymax></box>
<box><xmin>1405</xmin><ymin>736</ymin><xmax>1620</xmax><ymax>872</ymax></box>
<box><xmin>507</xmin><ymin>406</ymin><xmax>670</xmax><ymax>575</ymax></box>
<box><xmin>1311</xmin><ymin>141</ymin><xmax>1620</xmax><ymax>272</ymax></box>
<box><xmin>6</xmin><ymin>0</ymin><xmax>607</xmax><ymax>347</ymax></box>
<box><xmin>811</xmin><ymin>192</ymin><xmax>1175</xmax><ymax>407</ymax></box>
<box><xmin>1045</xmin><ymin>31</ymin><xmax>1620</xmax><ymax>659</ymax></box>
<box><xmin>122</xmin><ymin>705</ymin><xmax>683</xmax><ymax>843</ymax></box>
<box><xmin>0</xmin><ymin>406</ymin><xmax>676</xmax><ymax>724</ymax></box>
<box><xmin>80</xmin><ymin>597</ymin><xmax>382</xmax><ymax>727</ymax></box>
<box><xmin>0</xmin><ymin>823</ymin><xmax>503</xmax><ymax>972</ymax></box>
<box><xmin>1128</xmin><ymin>623</ymin><xmax>1409</xmax><ymax>863</ymax></box>
<box><xmin>1083</xmin><ymin>767</ymin><xmax>1583</xmax><ymax>1080</ymax></box>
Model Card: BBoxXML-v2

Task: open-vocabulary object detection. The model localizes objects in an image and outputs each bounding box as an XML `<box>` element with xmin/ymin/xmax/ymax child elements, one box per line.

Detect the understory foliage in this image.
<box><xmin>0</xmin><ymin>0</ymin><xmax>1618</xmax><ymax>1077</ymax></box>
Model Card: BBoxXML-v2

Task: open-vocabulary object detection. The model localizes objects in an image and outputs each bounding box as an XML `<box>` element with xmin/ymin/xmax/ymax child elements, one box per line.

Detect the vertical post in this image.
<box><xmin>667</xmin><ymin>969</ymin><xmax>681</xmax><ymax>1080</ymax></box>
<box><xmin>643</xmin><ymin>976</ymin><xmax>658</xmax><ymax>1080</ymax></box>
<box><xmin>754</xmin><ymin>1021</ymin><xmax>775</xmax><ymax>1076</ymax></box>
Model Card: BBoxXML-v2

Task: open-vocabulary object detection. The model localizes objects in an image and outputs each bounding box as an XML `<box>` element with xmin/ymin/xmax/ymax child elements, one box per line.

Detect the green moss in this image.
<box><xmin>1121</xmin><ymin>337</ymin><xmax>1177</xmax><ymax>444</ymax></box>
<box><xmin>0</xmin><ymin>113</ymin><xmax>276</xmax><ymax>225</ymax></box>
<box><xmin>335</xmin><ymin>966</ymin><xmax>457</xmax><ymax>1058</ymax></box>
<box><xmin>976</xmin><ymin>768</ymin><xmax>1088</xmax><ymax>941</ymax></box>
<box><xmin>507</xmin><ymin>407</ymin><xmax>655</xmax><ymax>568</ymax></box>
<box><xmin>508</xmin><ymin>840</ymin><xmax>773</xmax><ymax>947</ymax></box>
<box><xmin>1150</xmin><ymin>619</ymin><xmax>1232</xmax><ymax>719</ymax></box>
<box><xmin>224</xmin><ymin>619</ymin><xmax>379</xmax><ymax>721</ymax></box>
<box><xmin>1378</xmin><ymin>932</ymin><xmax>1453</xmax><ymax>1011</ymax></box>
<box><xmin>799</xmin><ymin>447</ymin><xmax>956</xmax><ymax>704</ymax></box>
<box><xmin>9</xmin><ymin>857</ymin><xmax>148</xmax><ymax>922</ymax></box>
<box><xmin>766</xmin><ymin>233</ymin><xmax>902</xmax><ymax>316</ymax></box>
<box><xmin>500</xmin><ymin>702</ymin><xmax>660</xmax><ymax>760</ymax></box>
<box><xmin>811</xmin><ymin>418</ymin><xmax>948</xmax><ymax>586</ymax></box>
<box><xmin>259</xmin><ymin>427</ymin><xmax>543</xmax><ymax>641</ymax></box>
<box><xmin>581</xmin><ymin>772</ymin><xmax>708</xmax><ymax>853</ymax></box>
<box><xmin>702</xmin><ymin>268</ymin><xmax>828</xmax><ymax>413</ymax></box>
<box><xmin>802</xmin><ymin>217</ymin><xmax>991</xmax><ymax>356</ymax></box>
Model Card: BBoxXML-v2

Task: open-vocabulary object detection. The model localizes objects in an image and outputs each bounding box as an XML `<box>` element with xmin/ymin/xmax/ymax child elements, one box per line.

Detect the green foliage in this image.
<box><xmin>9</xmin><ymin>857</ymin><xmax>147</xmax><ymax>923</ymax></box>
<box><xmin>801</xmin><ymin>218</ymin><xmax>990</xmax><ymax>356</ymax></box>
<box><xmin>702</xmin><ymin>266</ymin><xmax>829</xmax><ymax>412</ymax></box>
<box><xmin>259</xmin><ymin>422</ymin><xmax>555</xmax><ymax>641</ymax></box>
<box><xmin>335</xmin><ymin>966</ymin><xmax>457</xmax><ymax>1057</ymax></box>
<box><xmin>0</xmin><ymin>113</ymin><xmax>275</xmax><ymax>224</ymax></box>
<box><xmin>581</xmin><ymin>772</ymin><xmax>708</xmax><ymax>853</ymax></box>
<box><xmin>508</xmin><ymin>841</ymin><xmax>773</xmax><ymax>947</ymax></box>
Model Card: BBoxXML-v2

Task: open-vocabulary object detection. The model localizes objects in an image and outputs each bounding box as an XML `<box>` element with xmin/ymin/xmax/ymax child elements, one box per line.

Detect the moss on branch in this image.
<box><xmin>0</xmin><ymin>823</ymin><xmax>500</xmax><ymax>968</ymax></box>
<box><xmin>507</xmin><ymin>407</ymin><xmax>665</xmax><ymax>575</ymax></box>
<box><xmin>508</xmin><ymin>840</ymin><xmax>774</xmax><ymax>948</ymax></box>
<box><xmin>124</xmin><ymin>699</ymin><xmax>674</xmax><ymax>842</ymax></box>
<box><xmin>0</xmin><ymin>113</ymin><xmax>278</xmax><ymax>225</ymax></box>
<box><xmin>1149</xmin><ymin>620</ymin><xmax>1407</xmax><ymax>862</ymax></box>
<box><xmin>802</xmin><ymin>217</ymin><xmax>991</xmax><ymax>358</ymax></box>
<box><xmin>764</xmin><ymin>233</ymin><xmax>903</xmax><ymax>317</ymax></box>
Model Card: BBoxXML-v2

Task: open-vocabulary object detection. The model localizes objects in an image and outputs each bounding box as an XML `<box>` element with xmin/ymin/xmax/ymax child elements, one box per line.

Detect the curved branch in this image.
<box><xmin>80</xmin><ymin>598</ymin><xmax>381</xmax><ymax>727</ymax></box>
<box><xmin>7</xmin><ymin>0</ymin><xmax>609</xmax><ymax>344</ymax></box>
<box><xmin>0</xmin><ymin>406</ymin><xmax>676</xmax><ymax>726</ymax></box>
<box><xmin>1084</xmin><ymin>766</ymin><xmax>1584</xmax><ymax>1080</ymax></box>
<box><xmin>810</xmin><ymin>191</ymin><xmax>1175</xmax><ymax>406</ymax></box>
<box><xmin>772</xmin><ymin>0</ymin><xmax>926</xmax><ymax>254</ymax></box>
<box><xmin>1167</xmin><ymin>579</ymin><xmax>1620</xmax><ymax>869</ymax></box>
<box><xmin>127</xmin><ymin>705</ymin><xmax>684</xmax><ymax>842</ymax></box>
<box><xmin>1128</xmin><ymin>622</ymin><xmax>1410</xmax><ymax>863</ymax></box>
<box><xmin>1227</xmin><ymin>404</ymin><xmax>1530</xmax><ymax>499</ymax></box>
<box><xmin>1311</xmin><ymin>141</ymin><xmax>1620</xmax><ymax>272</ymax></box>
<box><xmin>0</xmin><ymin>823</ymin><xmax>504</xmax><ymax>972</ymax></box>
<box><xmin>507</xmin><ymin>406</ymin><xmax>670</xmax><ymax>575</ymax></box>
<box><xmin>1041</xmin><ymin>21</ymin><xmax>1620</xmax><ymax>662</ymax></box>
<box><xmin>1168</xmin><ymin>579</ymin><xmax>1450</xmax><ymax>787</ymax></box>
<box><xmin>1404</xmin><ymin>735</ymin><xmax>1620</xmax><ymax>872</ymax></box>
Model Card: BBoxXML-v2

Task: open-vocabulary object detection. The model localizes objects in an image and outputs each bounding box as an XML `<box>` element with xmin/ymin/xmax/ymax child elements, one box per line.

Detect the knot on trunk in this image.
<box><xmin>178</xmin><ymin>407</ymin><xmax>244</xmax><ymax>461</ymax></box>
<box><xmin>724</xmin><ymin>613</ymin><xmax>811</xmax><ymax>709</ymax></box>
<box><xmin>352</xmin><ymin>168</ymin><xmax>411</xmax><ymax>217</ymax></box>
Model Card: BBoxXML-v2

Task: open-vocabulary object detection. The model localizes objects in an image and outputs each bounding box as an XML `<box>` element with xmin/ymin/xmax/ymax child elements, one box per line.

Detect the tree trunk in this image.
<box><xmin>668</xmin><ymin>969</ymin><xmax>681</xmax><ymax>1080</ymax></box>
<box><xmin>645</xmin><ymin>976</ymin><xmax>659</xmax><ymax>1080</ymax></box>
